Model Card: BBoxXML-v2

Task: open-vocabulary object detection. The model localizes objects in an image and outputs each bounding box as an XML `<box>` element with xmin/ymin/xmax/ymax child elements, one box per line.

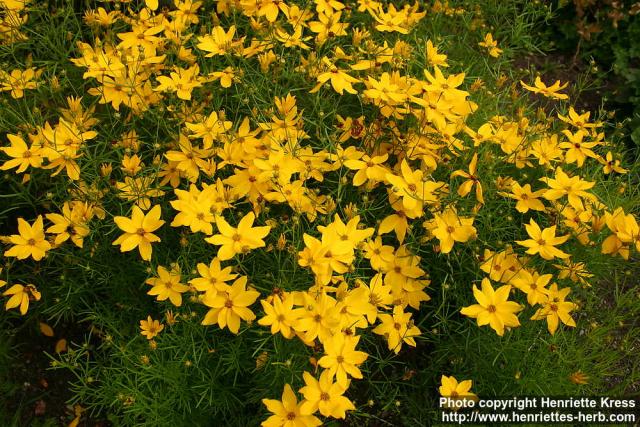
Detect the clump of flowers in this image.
<box><xmin>0</xmin><ymin>0</ymin><xmax>637</xmax><ymax>425</ymax></box>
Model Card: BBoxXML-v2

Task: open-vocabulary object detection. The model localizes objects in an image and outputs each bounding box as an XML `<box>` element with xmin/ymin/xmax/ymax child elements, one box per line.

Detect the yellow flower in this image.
<box><xmin>140</xmin><ymin>316</ymin><xmax>164</xmax><ymax>340</ymax></box>
<box><xmin>116</xmin><ymin>176</ymin><xmax>164</xmax><ymax>211</ymax></box>
<box><xmin>559</xmin><ymin>130</ymin><xmax>599</xmax><ymax>167</ymax></box>
<box><xmin>5</xmin><ymin>215</ymin><xmax>51</xmax><ymax>261</ymax></box>
<box><xmin>258</xmin><ymin>293</ymin><xmax>300</xmax><ymax>339</ymax></box>
<box><xmin>253</xmin><ymin>0</ymin><xmax>289</xmax><ymax>22</ymax></box>
<box><xmin>503</xmin><ymin>182</ymin><xmax>546</xmax><ymax>213</ymax></box>
<box><xmin>510</xmin><ymin>269</ymin><xmax>551</xmax><ymax>306</ymax></box>
<box><xmin>424</xmin><ymin>206</ymin><xmax>477</xmax><ymax>254</ymax></box>
<box><xmin>531</xmin><ymin>284</ymin><xmax>577</xmax><ymax>334</ymax></box>
<box><xmin>421</xmin><ymin>66</ymin><xmax>468</xmax><ymax>101</ymax></box>
<box><xmin>185</xmin><ymin>111</ymin><xmax>232</xmax><ymax>149</ymax></box>
<box><xmin>602</xmin><ymin>207</ymin><xmax>640</xmax><ymax>258</ymax></box>
<box><xmin>318</xmin><ymin>334</ymin><xmax>368</xmax><ymax>388</ymax></box>
<box><xmin>530</xmin><ymin>134</ymin><xmax>563</xmax><ymax>166</ymax></box>
<box><xmin>197</xmin><ymin>25</ymin><xmax>244</xmax><ymax>57</ymax></box>
<box><xmin>45</xmin><ymin>202</ymin><xmax>90</xmax><ymax>248</ymax></box>
<box><xmin>309</xmin><ymin>57</ymin><xmax>360</xmax><ymax>95</ymax></box>
<box><xmin>425</xmin><ymin>39</ymin><xmax>448</xmax><ymax>67</ymax></box>
<box><xmin>371</xmin><ymin>3</ymin><xmax>423</xmax><ymax>34</ymax></box>
<box><xmin>299</xmin><ymin>370</ymin><xmax>356</xmax><ymax>419</ymax></box>
<box><xmin>335</xmin><ymin>285</ymin><xmax>377</xmax><ymax>329</ymax></box>
<box><xmin>541</xmin><ymin>167</ymin><xmax>596</xmax><ymax>210</ymax></box>
<box><xmin>84</xmin><ymin>7</ymin><xmax>120</xmax><ymax>27</ymax></box>
<box><xmin>558</xmin><ymin>106</ymin><xmax>601</xmax><ymax>131</ymax></box>
<box><xmin>460</xmin><ymin>278</ymin><xmax>523</xmax><ymax>336</ymax></box>
<box><xmin>0</xmin><ymin>67</ymin><xmax>40</xmax><ymax>98</ymax></box>
<box><xmin>378</xmin><ymin>210</ymin><xmax>411</xmax><ymax>243</ymax></box>
<box><xmin>201</xmin><ymin>276</ymin><xmax>259</xmax><ymax>334</ymax></box>
<box><xmin>0</xmin><ymin>0</ymin><xmax>30</xmax><ymax>12</ymax></box>
<box><xmin>479</xmin><ymin>248</ymin><xmax>522</xmax><ymax>283</ymax></box>
<box><xmin>3</xmin><ymin>284</ymin><xmax>41</xmax><ymax>315</ymax></box>
<box><xmin>189</xmin><ymin>257</ymin><xmax>238</xmax><ymax>294</ymax></box>
<box><xmin>516</xmin><ymin>219</ymin><xmax>570</xmax><ymax>260</ymax></box>
<box><xmin>343</xmin><ymin>153</ymin><xmax>389</xmax><ymax>186</ymax></box>
<box><xmin>363</xmin><ymin>72</ymin><xmax>408</xmax><ymax>105</ymax></box>
<box><xmin>154</xmin><ymin>64</ymin><xmax>204</xmax><ymax>100</ymax></box>
<box><xmin>386</xmin><ymin>160</ymin><xmax>443</xmax><ymax>211</ymax></box>
<box><xmin>294</xmin><ymin>292</ymin><xmax>340</xmax><ymax>343</ymax></box>
<box><xmin>146</xmin><ymin>265</ymin><xmax>190</xmax><ymax>307</ymax></box>
<box><xmin>598</xmin><ymin>151</ymin><xmax>627</xmax><ymax>174</ymax></box>
<box><xmin>372</xmin><ymin>305</ymin><xmax>421</xmax><ymax>353</ymax></box>
<box><xmin>451</xmin><ymin>153</ymin><xmax>484</xmax><ymax>204</ymax></box>
<box><xmin>553</xmin><ymin>260</ymin><xmax>593</xmax><ymax>287</ymax></box>
<box><xmin>439</xmin><ymin>375</ymin><xmax>478</xmax><ymax>409</ymax></box>
<box><xmin>317</xmin><ymin>214</ymin><xmax>374</xmax><ymax>250</ymax></box>
<box><xmin>362</xmin><ymin>238</ymin><xmax>394</xmax><ymax>272</ymax></box>
<box><xmin>568</xmin><ymin>370</ymin><xmax>589</xmax><ymax>385</ymax></box>
<box><xmin>359</xmin><ymin>274</ymin><xmax>393</xmax><ymax>318</ymax></box>
<box><xmin>274</xmin><ymin>25</ymin><xmax>311</xmax><ymax>50</ymax></box>
<box><xmin>205</xmin><ymin>212</ymin><xmax>271</xmax><ymax>261</ymax></box>
<box><xmin>209</xmin><ymin>66</ymin><xmax>238</xmax><ymax>88</ymax></box>
<box><xmin>520</xmin><ymin>76</ymin><xmax>569</xmax><ymax>100</ymax></box>
<box><xmin>261</xmin><ymin>384</ymin><xmax>321</xmax><ymax>427</ymax></box>
<box><xmin>0</xmin><ymin>133</ymin><xmax>43</xmax><ymax>173</ymax></box>
<box><xmin>170</xmin><ymin>185</ymin><xmax>216</xmax><ymax>235</ymax></box>
<box><xmin>478</xmin><ymin>33</ymin><xmax>503</xmax><ymax>57</ymax></box>
<box><xmin>116</xmin><ymin>23</ymin><xmax>164</xmax><ymax>56</ymax></box>
<box><xmin>112</xmin><ymin>205</ymin><xmax>165</xmax><ymax>261</ymax></box>
<box><xmin>309</xmin><ymin>10</ymin><xmax>349</xmax><ymax>43</ymax></box>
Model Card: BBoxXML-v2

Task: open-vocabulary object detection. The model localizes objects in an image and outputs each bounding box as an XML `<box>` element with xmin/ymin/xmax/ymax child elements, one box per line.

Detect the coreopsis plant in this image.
<box><xmin>516</xmin><ymin>219</ymin><xmax>571</xmax><ymax>260</ymax></box>
<box><xmin>460</xmin><ymin>278</ymin><xmax>524</xmax><ymax>336</ymax></box>
<box><xmin>112</xmin><ymin>205</ymin><xmax>165</xmax><ymax>261</ymax></box>
<box><xmin>439</xmin><ymin>375</ymin><xmax>478</xmax><ymax>409</ymax></box>
<box><xmin>0</xmin><ymin>0</ymin><xmax>638</xmax><ymax>425</ymax></box>
<box><xmin>5</xmin><ymin>216</ymin><xmax>51</xmax><ymax>261</ymax></box>
<box><xmin>530</xmin><ymin>284</ymin><xmax>578</xmax><ymax>334</ymax></box>
<box><xmin>205</xmin><ymin>212</ymin><xmax>271</xmax><ymax>260</ymax></box>
<box><xmin>2</xmin><ymin>283</ymin><xmax>40</xmax><ymax>315</ymax></box>
<box><xmin>520</xmin><ymin>76</ymin><xmax>569</xmax><ymax>100</ymax></box>
<box><xmin>140</xmin><ymin>316</ymin><xmax>164</xmax><ymax>340</ymax></box>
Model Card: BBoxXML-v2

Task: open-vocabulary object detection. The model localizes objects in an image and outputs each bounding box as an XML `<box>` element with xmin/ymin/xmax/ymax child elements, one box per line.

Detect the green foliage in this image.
<box><xmin>543</xmin><ymin>0</ymin><xmax>640</xmax><ymax>148</ymax></box>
